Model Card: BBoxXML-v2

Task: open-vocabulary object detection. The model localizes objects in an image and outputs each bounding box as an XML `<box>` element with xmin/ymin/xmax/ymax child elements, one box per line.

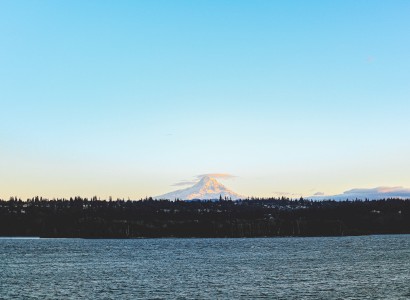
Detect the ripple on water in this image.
<box><xmin>0</xmin><ymin>235</ymin><xmax>409</xmax><ymax>299</ymax></box>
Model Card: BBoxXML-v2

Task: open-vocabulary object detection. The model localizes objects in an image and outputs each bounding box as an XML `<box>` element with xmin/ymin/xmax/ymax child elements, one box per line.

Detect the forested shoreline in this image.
<box><xmin>1</xmin><ymin>197</ymin><xmax>409</xmax><ymax>238</ymax></box>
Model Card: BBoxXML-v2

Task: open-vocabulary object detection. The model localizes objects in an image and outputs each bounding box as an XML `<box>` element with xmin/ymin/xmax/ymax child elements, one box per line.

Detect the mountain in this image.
<box><xmin>155</xmin><ymin>176</ymin><xmax>242</xmax><ymax>200</ymax></box>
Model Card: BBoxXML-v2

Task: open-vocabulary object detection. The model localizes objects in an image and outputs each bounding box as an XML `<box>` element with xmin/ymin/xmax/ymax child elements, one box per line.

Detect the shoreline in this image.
<box><xmin>1</xmin><ymin>233</ymin><xmax>409</xmax><ymax>240</ymax></box>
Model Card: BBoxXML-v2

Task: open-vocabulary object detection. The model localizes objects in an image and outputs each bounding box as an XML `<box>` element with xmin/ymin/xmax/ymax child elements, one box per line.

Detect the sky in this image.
<box><xmin>1</xmin><ymin>1</ymin><xmax>410</xmax><ymax>200</ymax></box>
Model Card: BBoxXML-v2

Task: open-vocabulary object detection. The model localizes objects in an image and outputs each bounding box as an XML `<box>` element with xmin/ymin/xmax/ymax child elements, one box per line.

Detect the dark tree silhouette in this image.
<box><xmin>0</xmin><ymin>197</ymin><xmax>409</xmax><ymax>238</ymax></box>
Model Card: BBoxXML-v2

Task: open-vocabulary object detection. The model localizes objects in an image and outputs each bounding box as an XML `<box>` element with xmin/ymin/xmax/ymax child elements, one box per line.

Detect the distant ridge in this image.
<box><xmin>155</xmin><ymin>176</ymin><xmax>242</xmax><ymax>200</ymax></box>
<box><xmin>308</xmin><ymin>186</ymin><xmax>410</xmax><ymax>201</ymax></box>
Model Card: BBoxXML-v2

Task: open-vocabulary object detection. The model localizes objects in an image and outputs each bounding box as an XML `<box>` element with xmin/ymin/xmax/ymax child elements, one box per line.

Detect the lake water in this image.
<box><xmin>1</xmin><ymin>235</ymin><xmax>409</xmax><ymax>299</ymax></box>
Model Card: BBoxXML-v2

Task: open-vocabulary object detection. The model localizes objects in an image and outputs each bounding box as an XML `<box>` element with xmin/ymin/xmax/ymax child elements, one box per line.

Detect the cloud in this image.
<box><xmin>314</xmin><ymin>192</ymin><xmax>324</xmax><ymax>196</ymax></box>
<box><xmin>309</xmin><ymin>186</ymin><xmax>410</xmax><ymax>200</ymax></box>
<box><xmin>172</xmin><ymin>180</ymin><xmax>198</xmax><ymax>187</ymax></box>
<box><xmin>343</xmin><ymin>186</ymin><xmax>410</xmax><ymax>195</ymax></box>
<box><xmin>172</xmin><ymin>173</ymin><xmax>236</xmax><ymax>187</ymax></box>
<box><xmin>197</xmin><ymin>173</ymin><xmax>236</xmax><ymax>180</ymax></box>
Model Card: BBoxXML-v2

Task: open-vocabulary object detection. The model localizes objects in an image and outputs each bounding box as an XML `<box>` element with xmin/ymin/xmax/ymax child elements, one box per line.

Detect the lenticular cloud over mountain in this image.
<box><xmin>156</xmin><ymin>175</ymin><xmax>242</xmax><ymax>200</ymax></box>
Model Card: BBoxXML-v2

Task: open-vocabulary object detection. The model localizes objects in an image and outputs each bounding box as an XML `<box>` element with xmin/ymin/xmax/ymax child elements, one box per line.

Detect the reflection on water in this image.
<box><xmin>1</xmin><ymin>235</ymin><xmax>409</xmax><ymax>299</ymax></box>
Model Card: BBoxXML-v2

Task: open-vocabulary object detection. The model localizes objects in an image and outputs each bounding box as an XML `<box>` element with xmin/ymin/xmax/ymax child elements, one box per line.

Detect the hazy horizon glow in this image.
<box><xmin>1</xmin><ymin>1</ymin><xmax>410</xmax><ymax>200</ymax></box>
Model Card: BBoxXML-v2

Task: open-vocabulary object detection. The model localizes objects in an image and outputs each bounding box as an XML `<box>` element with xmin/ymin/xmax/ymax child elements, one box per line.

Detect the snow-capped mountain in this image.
<box><xmin>156</xmin><ymin>176</ymin><xmax>242</xmax><ymax>200</ymax></box>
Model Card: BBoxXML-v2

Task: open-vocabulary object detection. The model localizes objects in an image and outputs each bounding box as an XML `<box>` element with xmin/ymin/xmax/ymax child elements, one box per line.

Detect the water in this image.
<box><xmin>1</xmin><ymin>235</ymin><xmax>409</xmax><ymax>299</ymax></box>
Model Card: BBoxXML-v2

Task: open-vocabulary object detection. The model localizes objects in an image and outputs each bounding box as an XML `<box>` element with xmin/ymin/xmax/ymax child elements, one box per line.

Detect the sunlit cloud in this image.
<box><xmin>172</xmin><ymin>173</ymin><xmax>236</xmax><ymax>187</ymax></box>
<box><xmin>172</xmin><ymin>180</ymin><xmax>198</xmax><ymax>187</ymax></box>
<box><xmin>309</xmin><ymin>186</ymin><xmax>410</xmax><ymax>200</ymax></box>
<box><xmin>197</xmin><ymin>173</ymin><xmax>236</xmax><ymax>180</ymax></box>
<box><xmin>344</xmin><ymin>186</ymin><xmax>409</xmax><ymax>195</ymax></box>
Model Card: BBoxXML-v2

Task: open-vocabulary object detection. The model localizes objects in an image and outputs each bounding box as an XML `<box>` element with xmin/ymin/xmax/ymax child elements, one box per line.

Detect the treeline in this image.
<box><xmin>0</xmin><ymin>197</ymin><xmax>409</xmax><ymax>238</ymax></box>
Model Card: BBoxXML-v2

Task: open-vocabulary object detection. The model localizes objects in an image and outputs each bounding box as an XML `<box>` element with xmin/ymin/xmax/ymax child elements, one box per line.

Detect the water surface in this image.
<box><xmin>1</xmin><ymin>235</ymin><xmax>409</xmax><ymax>299</ymax></box>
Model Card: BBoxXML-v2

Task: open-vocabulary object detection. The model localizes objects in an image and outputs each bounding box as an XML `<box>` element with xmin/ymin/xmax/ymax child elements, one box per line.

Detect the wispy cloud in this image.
<box><xmin>197</xmin><ymin>173</ymin><xmax>236</xmax><ymax>180</ymax></box>
<box><xmin>172</xmin><ymin>180</ymin><xmax>198</xmax><ymax>187</ymax></box>
<box><xmin>309</xmin><ymin>186</ymin><xmax>410</xmax><ymax>200</ymax></box>
<box><xmin>314</xmin><ymin>192</ymin><xmax>324</xmax><ymax>196</ymax></box>
<box><xmin>343</xmin><ymin>186</ymin><xmax>410</xmax><ymax>195</ymax></box>
<box><xmin>172</xmin><ymin>173</ymin><xmax>236</xmax><ymax>187</ymax></box>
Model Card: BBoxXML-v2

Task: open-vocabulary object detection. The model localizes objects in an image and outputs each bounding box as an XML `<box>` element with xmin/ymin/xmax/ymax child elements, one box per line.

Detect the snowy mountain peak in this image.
<box><xmin>156</xmin><ymin>176</ymin><xmax>242</xmax><ymax>200</ymax></box>
<box><xmin>197</xmin><ymin>176</ymin><xmax>220</xmax><ymax>191</ymax></box>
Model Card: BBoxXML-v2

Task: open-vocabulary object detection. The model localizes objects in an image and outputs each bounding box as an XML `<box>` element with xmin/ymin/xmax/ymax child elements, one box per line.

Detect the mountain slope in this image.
<box><xmin>156</xmin><ymin>176</ymin><xmax>242</xmax><ymax>200</ymax></box>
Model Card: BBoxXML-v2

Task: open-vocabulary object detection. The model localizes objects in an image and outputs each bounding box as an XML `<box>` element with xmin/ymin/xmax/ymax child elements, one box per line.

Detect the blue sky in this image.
<box><xmin>1</xmin><ymin>1</ymin><xmax>410</xmax><ymax>199</ymax></box>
